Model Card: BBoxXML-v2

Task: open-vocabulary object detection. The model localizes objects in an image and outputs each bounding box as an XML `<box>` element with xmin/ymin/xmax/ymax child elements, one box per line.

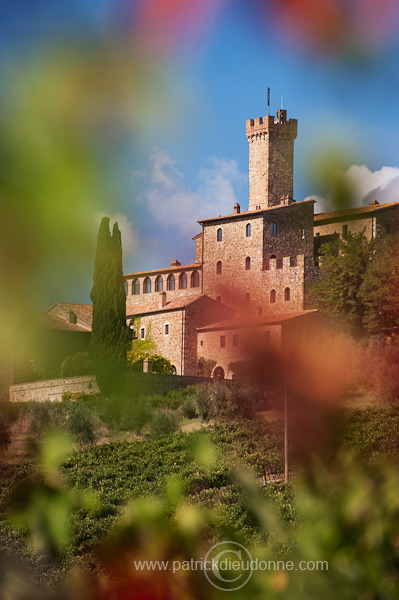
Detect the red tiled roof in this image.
<box><xmin>56</xmin><ymin>303</ymin><xmax>92</xmax><ymax>324</ymax></box>
<box><xmin>198</xmin><ymin>199</ymin><xmax>315</xmax><ymax>224</ymax></box>
<box><xmin>196</xmin><ymin>310</ymin><xmax>319</xmax><ymax>332</ymax></box>
<box><xmin>124</xmin><ymin>264</ymin><xmax>201</xmax><ymax>278</ymax></box>
<box><xmin>314</xmin><ymin>201</ymin><xmax>399</xmax><ymax>222</ymax></box>
<box><xmin>127</xmin><ymin>293</ymin><xmax>226</xmax><ymax>317</ymax></box>
<box><xmin>39</xmin><ymin>313</ymin><xmax>91</xmax><ymax>333</ymax></box>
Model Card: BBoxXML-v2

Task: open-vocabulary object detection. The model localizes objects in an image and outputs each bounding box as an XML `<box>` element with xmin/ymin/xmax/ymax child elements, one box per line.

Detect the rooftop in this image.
<box><xmin>198</xmin><ymin>198</ymin><xmax>315</xmax><ymax>224</ymax></box>
<box><xmin>315</xmin><ymin>201</ymin><xmax>399</xmax><ymax>222</ymax></box>
<box><xmin>196</xmin><ymin>310</ymin><xmax>320</xmax><ymax>332</ymax></box>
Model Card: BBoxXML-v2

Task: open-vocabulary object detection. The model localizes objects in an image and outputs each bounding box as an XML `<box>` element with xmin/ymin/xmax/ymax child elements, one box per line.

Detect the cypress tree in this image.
<box><xmin>90</xmin><ymin>217</ymin><xmax>129</xmax><ymax>395</ymax></box>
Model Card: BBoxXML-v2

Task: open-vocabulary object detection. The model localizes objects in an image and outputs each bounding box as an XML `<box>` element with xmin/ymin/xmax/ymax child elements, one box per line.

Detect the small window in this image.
<box><xmin>140</xmin><ymin>327</ymin><xmax>145</xmax><ymax>339</ymax></box>
<box><xmin>216</xmin><ymin>295</ymin><xmax>222</xmax><ymax>303</ymax></box>
<box><xmin>245</xmin><ymin>256</ymin><xmax>251</xmax><ymax>270</ymax></box>
<box><xmin>217</xmin><ymin>228</ymin><xmax>222</xmax><ymax>242</ymax></box>
<box><xmin>155</xmin><ymin>276</ymin><xmax>163</xmax><ymax>292</ymax></box>
<box><xmin>290</xmin><ymin>256</ymin><xmax>297</xmax><ymax>267</ymax></box>
<box><xmin>246</xmin><ymin>223</ymin><xmax>251</xmax><ymax>237</ymax></box>
<box><xmin>179</xmin><ymin>272</ymin><xmax>187</xmax><ymax>289</ymax></box>
<box><xmin>164</xmin><ymin>323</ymin><xmax>169</xmax><ymax>335</ymax></box>
<box><xmin>216</xmin><ymin>261</ymin><xmax>222</xmax><ymax>275</ymax></box>
<box><xmin>144</xmin><ymin>277</ymin><xmax>151</xmax><ymax>293</ymax></box>
<box><xmin>232</xmin><ymin>334</ymin><xmax>239</xmax><ymax>347</ymax></box>
<box><xmin>124</xmin><ymin>281</ymin><xmax>128</xmax><ymax>295</ymax></box>
<box><xmin>191</xmin><ymin>270</ymin><xmax>200</xmax><ymax>288</ymax></box>
<box><xmin>220</xmin><ymin>335</ymin><xmax>226</xmax><ymax>348</ymax></box>
<box><xmin>386</xmin><ymin>224</ymin><xmax>391</xmax><ymax>234</ymax></box>
<box><xmin>167</xmin><ymin>274</ymin><xmax>175</xmax><ymax>291</ymax></box>
<box><xmin>200</xmin><ymin>340</ymin><xmax>204</xmax><ymax>346</ymax></box>
<box><xmin>244</xmin><ymin>292</ymin><xmax>250</xmax><ymax>305</ymax></box>
<box><xmin>342</xmin><ymin>225</ymin><xmax>348</xmax><ymax>238</ymax></box>
<box><xmin>284</xmin><ymin>287</ymin><xmax>291</xmax><ymax>301</ymax></box>
<box><xmin>270</xmin><ymin>222</ymin><xmax>277</xmax><ymax>236</ymax></box>
<box><xmin>270</xmin><ymin>289</ymin><xmax>276</xmax><ymax>303</ymax></box>
<box><xmin>133</xmin><ymin>279</ymin><xmax>140</xmax><ymax>295</ymax></box>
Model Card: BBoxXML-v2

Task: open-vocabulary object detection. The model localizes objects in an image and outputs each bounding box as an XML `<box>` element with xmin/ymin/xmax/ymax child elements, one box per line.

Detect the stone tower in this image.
<box><xmin>246</xmin><ymin>109</ymin><xmax>298</xmax><ymax>210</ymax></box>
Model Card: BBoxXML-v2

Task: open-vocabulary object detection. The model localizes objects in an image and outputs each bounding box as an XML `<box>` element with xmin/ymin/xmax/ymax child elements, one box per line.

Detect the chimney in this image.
<box><xmin>159</xmin><ymin>291</ymin><xmax>167</xmax><ymax>308</ymax></box>
<box><xmin>234</xmin><ymin>202</ymin><xmax>240</xmax><ymax>214</ymax></box>
<box><xmin>68</xmin><ymin>310</ymin><xmax>77</xmax><ymax>324</ymax></box>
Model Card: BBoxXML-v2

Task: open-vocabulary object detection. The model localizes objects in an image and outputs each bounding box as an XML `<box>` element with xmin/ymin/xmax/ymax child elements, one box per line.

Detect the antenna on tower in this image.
<box><xmin>267</xmin><ymin>87</ymin><xmax>270</xmax><ymax>116</ymax></box>
<box><xmin>280</xmin><ymin>95</ymin><xmax>284</xmax><ymax>109</ymax></box>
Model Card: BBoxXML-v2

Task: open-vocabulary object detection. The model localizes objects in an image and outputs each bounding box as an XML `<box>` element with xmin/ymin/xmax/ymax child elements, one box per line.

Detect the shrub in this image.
<box><xmin>60</xmin><ymin>402</ymin><xmax>99</xmax><ymax>446</ymax></box>
<box><xmin>148</xmin><ymin>409</ymin><xmax>181</xmax><ymax>437</ymax></box>
<box><xmin>194</xmin><ymin>382</ymin><xmax>261</xmax><ymax>422</ymax></box>
<box><xmin>60</xmin><ymin>352</ymin><xmax>94</xmax><ymax>378</ymax></box>
<box><xmin>181</xmin><ymin>398</ymin><xmax>198</xmax><ymax>419</ymax></box>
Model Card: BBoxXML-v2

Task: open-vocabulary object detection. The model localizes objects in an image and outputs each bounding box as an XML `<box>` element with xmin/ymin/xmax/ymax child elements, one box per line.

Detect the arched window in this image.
<box><xmin>191</xmin><ymin>271</ymin><xmax>200</xmax><ymax>288</ymax></box>
<box><xmin>245</xmin><ymin>256</ymin><xmax>251</xmax><ymax>270</ymax></box>
<box><xmin>270</xmin><ymin>289</ymin><xmax>276</xmax><ymax>303</ymax></box>
<box><xmin>246</xmin><ymin>223</ymin><xmax>251</xmax><ymax>237</ymax></box>
<box><xmin>216</xmin><ymin>261</ymin><xmax>222</xmax><ymax>274</ymax></box>
<box><xmin>155</xmin><ymin>276</ymin><xmax>163</xmax><ymax>292</ymax></box>
<box><xmin>284</xmin><ymin>287</ymin><xmax>291</xmax><ymax>301</ymax></box>
<box><xmin>217</xmin><ymin>228</ymin><xmax>222</xmax><ymax>242</ymax></box>
<box><xmin>270</xmin><ymin>222</ymin><xmax>277</xmax><ymax>236</ymax></box>
<box><xmin>179</xmin><ymin>272</ymin><xmax>187</xmax><ymax>289</ymax></box>
<box><xmin>167</xmin><ymin>274</ymin><xmax>175</xmax><ymax>291</ymax></box>
<box><xmin>124</xmin><ymin>281</ymin><xmax>128</xmax><ymax>295</ymax></box>
<box><xmin>213</xmin><ymin>366</ymin><xmax>225</xmax><ymax>380</ymax></box>
<box><xmin>133</xmin><ymin>279</ymin><xmax>140</xmax><ymax>295</ymax></box>
<box><xmin>244</xmin><ymin>292</ymin><xmax>250</xmax><ymax>305</ymax></box>
<box><xmin>144</xmin><ymin>277</ymin><xmax>151</xmax><ymax>294</ymax></box>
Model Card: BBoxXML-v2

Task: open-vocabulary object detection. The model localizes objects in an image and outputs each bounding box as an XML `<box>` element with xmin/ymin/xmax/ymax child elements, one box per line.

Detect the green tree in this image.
<box><xmin>311</xmin><ymin>231</ymin><xmax>373</xmax><ymax>336</ymax></box>
<box><xmin>90</xmin><ymin>217</ymin><xmax>129</xmax><ymax>395</ymax></box>
<box><xmin>359</xmin><ymin>234</ymin><xmax>399</xmax><ymax>334</ymax></box>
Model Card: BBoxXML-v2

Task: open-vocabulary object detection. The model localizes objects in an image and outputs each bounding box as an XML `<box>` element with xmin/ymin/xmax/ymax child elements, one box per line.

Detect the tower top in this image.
<box><xmin>246</xmin><ymin>110</ymin><xmax>298</xmax><ymax>210</ymax></box>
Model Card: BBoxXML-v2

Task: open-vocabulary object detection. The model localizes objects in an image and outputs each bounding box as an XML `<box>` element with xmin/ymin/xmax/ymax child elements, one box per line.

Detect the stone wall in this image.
<box><xmin>197</xmin><ymin>324</ymin><xmax>282</xmax><ymax>379</ymax></box>
<box><xmin>9</xmin><ymin>376</ymin><xmax>99</xmax><ymax>403</ymax></box>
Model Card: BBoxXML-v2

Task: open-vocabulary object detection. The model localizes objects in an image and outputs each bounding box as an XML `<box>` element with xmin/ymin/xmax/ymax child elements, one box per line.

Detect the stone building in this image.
<box><xmin>122</xmin><ymin>106</ymin><xmax>399</xmax><ymax>379</ymax></box>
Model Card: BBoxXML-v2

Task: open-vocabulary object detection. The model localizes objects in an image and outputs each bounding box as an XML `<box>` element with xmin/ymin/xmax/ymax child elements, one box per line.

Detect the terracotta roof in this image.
<box><xmin>192</xmin><ymin>232</ymin><xmax>203</xmax><ymax>240</ymax></box>
<box><xmin>127</xmin><ymin>293</ymin><xmax>226</xmax><ymax>317</ymax></box>
<box><xmin>56</xmin><ymin>303</ymin><xmax>93</xmax><ymax>324</ymax></box>
<box><xmin>314</xmin><ymin>201</ymin><xmax>399</xmax><ymax>222</ymax></box>
<box><xmin>196</xmin><ymin>310</ymin><xmax>320</xmax><ymax>332</ymax></box>
<box><xmin>124</xmin><ymin>264</ymin><xmax>201</xmax><ymax>278</ymax></box>
<box><xmin>198</xmin><ymin>199</ymin><xmax>315</xmax><ymax>224</ymax></box>
<box><xmin>39</xmin><ymin>313</ymin><xmax>91</xmax><ymax>333</ymax></box>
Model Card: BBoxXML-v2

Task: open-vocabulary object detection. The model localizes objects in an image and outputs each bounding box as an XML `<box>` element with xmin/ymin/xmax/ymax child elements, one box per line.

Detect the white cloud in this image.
<box><xmin>308</xmin><ymin>165</ymin><xmax>399</xmax><ymax>213</ymax></box>
<box><xmin>141</xmin><ymin>149</ymin><xmax>246</xmax><ymax>236</ymax></box>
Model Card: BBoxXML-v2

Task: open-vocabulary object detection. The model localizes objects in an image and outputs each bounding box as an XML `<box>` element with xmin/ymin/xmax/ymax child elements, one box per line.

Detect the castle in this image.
<box><xmin>123</xmin><ymin>107</ymin><xmax>399</xmax><ymax>379</ymax></box>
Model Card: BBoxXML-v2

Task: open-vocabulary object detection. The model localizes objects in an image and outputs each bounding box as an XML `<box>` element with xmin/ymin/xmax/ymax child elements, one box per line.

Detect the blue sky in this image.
<box><xmin>2</xmin><ymin>1</ymin><xmax>399</xmax><ymax>303</ymax></box>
